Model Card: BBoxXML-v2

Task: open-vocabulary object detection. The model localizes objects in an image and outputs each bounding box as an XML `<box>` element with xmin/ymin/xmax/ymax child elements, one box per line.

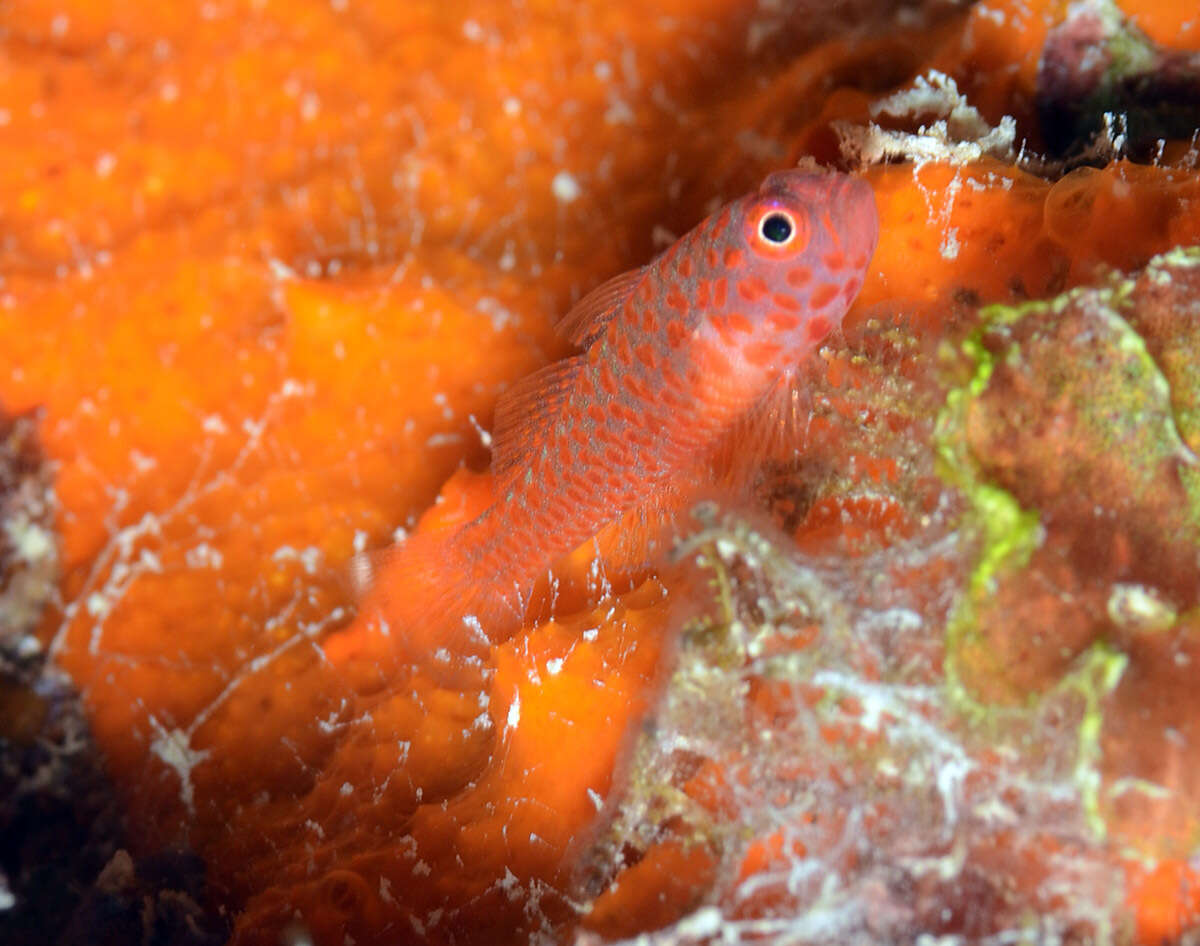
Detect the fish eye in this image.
<box><xmin>743</xmin><ymin>203</ymin><xmax>809</xmax><ymax>255</ymax></box>
<box><xmin>759</xmin><ymin>211</ymin><xmax>795</xmax><ymax>245</ymax></box>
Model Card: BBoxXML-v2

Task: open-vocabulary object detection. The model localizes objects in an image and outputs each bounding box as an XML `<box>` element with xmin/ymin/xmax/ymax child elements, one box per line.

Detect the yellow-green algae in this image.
<box><xmin>937</xmin><ymin>246</ymin><xmax>1200</xmax><ymax>845</ymax></box>
<box><xmin>1126</xmin><ymin>245</ymin><xmax>1200</xmax><ymax>456</ymax></box>
<box><xmin>935</xmin><ymin>298</ymin><xmax>1125</xmax><ymax>840</ymax></box>
<box><xmin>934</xmin><ymin>316</ymin><xmax>1040</xmax><ymax>719</ymax></box>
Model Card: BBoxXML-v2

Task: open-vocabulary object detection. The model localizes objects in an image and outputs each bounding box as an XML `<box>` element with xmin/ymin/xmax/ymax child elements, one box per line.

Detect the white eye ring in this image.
<box><xmin>758</xmin><ymin>210</ymin><xmax>796</xmax><ymax>246</ymax></box>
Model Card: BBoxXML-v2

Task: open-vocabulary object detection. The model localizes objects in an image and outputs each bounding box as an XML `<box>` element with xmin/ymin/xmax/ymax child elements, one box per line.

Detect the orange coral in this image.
<box><xmin>4</xmin><ymin>0</ymin><xmax>1200</xmax><ymax>943</ymax></box>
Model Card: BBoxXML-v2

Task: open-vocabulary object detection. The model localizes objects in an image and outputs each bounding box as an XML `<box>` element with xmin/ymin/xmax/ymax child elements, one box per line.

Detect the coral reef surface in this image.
<box><xmin>3</xmin><ymin>0</ymin><xmax>1200</xmax><ymax>943</ymax></box>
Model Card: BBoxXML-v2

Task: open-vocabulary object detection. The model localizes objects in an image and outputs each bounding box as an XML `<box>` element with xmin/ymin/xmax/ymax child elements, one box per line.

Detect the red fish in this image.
<box><xmin>350</xmin><ymin>170</ymin><xmax>877</xmax><ymax>680</ymax></box>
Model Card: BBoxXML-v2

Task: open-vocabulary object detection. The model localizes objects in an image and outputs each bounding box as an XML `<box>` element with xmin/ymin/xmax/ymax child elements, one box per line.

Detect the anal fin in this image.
<box><xmin>590</xmin><ymin>482</ymin><xmax>687</xmax><ymax>574</ymax></box>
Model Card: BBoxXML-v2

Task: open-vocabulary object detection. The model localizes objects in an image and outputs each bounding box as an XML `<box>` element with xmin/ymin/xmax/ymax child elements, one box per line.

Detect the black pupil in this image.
<box><xmin>762</xmin><ymin>213</ymin><xmax>792</xmax><ymax>244</ymax></box>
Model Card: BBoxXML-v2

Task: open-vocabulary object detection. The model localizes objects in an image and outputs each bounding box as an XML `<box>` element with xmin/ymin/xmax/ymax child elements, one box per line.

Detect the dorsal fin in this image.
<box><xmin>491</xmin><ymin>356</ymin><xmax>584</xmax><ymax>492</ymax></box>
<box><xmin>556</xmin><ymin>267</ymin><xmax>645</xmax><ymax>349</ymax></box>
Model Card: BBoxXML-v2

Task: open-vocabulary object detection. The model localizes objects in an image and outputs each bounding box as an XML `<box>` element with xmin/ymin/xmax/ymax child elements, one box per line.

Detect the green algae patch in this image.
<box><xmin>1122</xmin><ymin>246</ymin><xmax>1200</xmax><ymax>459</ymax></box>
<box><xmin>940</xmin><ymin>251</ymin><xmax>1200</xmax><ymax>702</ymax></box>
<box><xmin>934</xmin><ymin>302</ymin><xmax>1042</xmax><ymax>714</ymax></box>
<box><xmin>1062</xmin><ymin>641</ymin><xmax>1129</xmax><ymax>840</ymax></box>
<box><xmin>967</xmin><ymin>262</ymin><xmax>1200</xmax><ymax>592</ymax></box>
<box><xmin>934</xmin><ymin>247</ymin><xmax>1200</xmax><ymax>857</ymax></box>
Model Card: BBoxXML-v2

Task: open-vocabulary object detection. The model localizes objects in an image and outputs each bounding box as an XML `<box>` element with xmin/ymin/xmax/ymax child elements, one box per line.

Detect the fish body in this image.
<box><xmin>356</xmin><ymin>170</ymin><xmax>878</xmax><ymax>678</ymax></box>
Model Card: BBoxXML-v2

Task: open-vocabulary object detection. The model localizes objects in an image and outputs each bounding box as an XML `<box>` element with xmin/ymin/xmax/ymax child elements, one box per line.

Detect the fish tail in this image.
<box><xmin>359</xmin><ymin>521</ymin><xmax>513</xmax><ymax>686</ymax></box>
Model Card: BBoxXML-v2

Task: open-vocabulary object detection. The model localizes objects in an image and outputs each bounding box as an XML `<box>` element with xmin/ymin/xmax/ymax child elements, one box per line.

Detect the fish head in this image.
<box><xmin>716</xmin><ymin>169</ymin><xmax>879</xmax><ymax>354</ymax></box>
<box><xmin>752</xmin><ymin>170</ymin><xmax>879</xmax><ymax>270</ymax></box>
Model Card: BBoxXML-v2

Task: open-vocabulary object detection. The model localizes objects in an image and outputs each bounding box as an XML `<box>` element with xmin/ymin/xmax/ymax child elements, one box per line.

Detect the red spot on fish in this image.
<box><xmin>638</xmin><ymin>281</ymin><xmax>653</xmax><ymax>302</ymax></box>
<box><xmin>807</xmin><ymin>315</ymin><xmax>833</xmax><ymax>341</ymax></box>
<box><xmin>713</xmin><ymin>277</ymin><xmax>728</xmax><ymax>307</ymax></box>
<box><xmin>695</xmin><ymin>281</ymin><xmax>710</xmax><ymax>308</ymax></box>
<box><xmin>823</xmin><ymin>252</ymin><xmax>846</xmax><ymax>271</ymax></box>
<box><xmin>632</xmin><ymin>373</ymin><xmax>656</xmax><ymax>403</ymax></box>
<box><xmin>706</xmin><ymin>247</ymin><xmax>720</xmax><ymax>269</ymax></box>
<box><xmin>660</xmin><ymin>386</ymin><xmax>686</xmax><ymax>410</ymax></box>
<box><xmin>635</xmin><ymin>343</ymin><xmax>656</xmax><ymax>370</ymax></box>
<box><xmin>614</xmin><ymin>332</ymin><xmax>634</xmax><ymax>365</ymax></box>
<box><xmin>678</xmin><ymin>256</ymin><xmax>693</xmax><ymax>279</ymax></box>
<box><xmin>711</xmin><ymin>315</ymin><xmax>738</xmax><ymax>347</ymax></box>
<box><xmin>772</xmin><ymin>293</ymin><xmax>801</xmax><ymax>311</ymax></box>
<box><xmin>702</xmin><ymin>344</ymin><xmax>733</xmax><ymax>376</ymax></box>
<box><xmin>727</xmin><ymin>312</ymin><xmax>754</xmax><ymax>334</ymax></box>
<box><xmin>787</xmin><ymin>266</ymin><xmax>811</xmax><ymax>287</ymax></box>
<box><xmin>743</xmin><ymin>341</ymin><xmax>783</xmax><ymax>366</ymax></box>
<box><xmin>641</xmin><ymin>305</ymin><xmax>657</xmax><ymax>334</ymax></box>
<box><xmin>852</xmin><ymin>253</ymin><xmax>867</xmax><ymax>269</ymax></box>
<box><xmin>768</xmin><ymin>311</ymin><xmax>802</xmax><ymax>331</ymax></box>
<box><xmin>821</xmin><ymin>210</ymin><xmax>841</xmax><ymax>249</ymax></box>
<box><xmin>666</xmin><ymin>320</ymin><xmax>688</xmax><ymax>349</ymax></box>
<box><xmin>558</xmin><ymin>440</ymin><xmax>573</xmax><ymax>470</ymax></box>
<box><xmin>810</xmin><ymin>283</ymin><xmax>839</xmax><ymax>309</ymax></box>
<box><xmin>665</xmin><ymin>290</ymin><xmax>687</xmax><ymax>313</ymax></box>
<box><xmin>596</xmin><ymin>361</ymin><xmax>619</xmax><ymax>396</ymax></box>
<box><xmin>724</xmin><ymin>247</ymin><xmax>745</xmax><ymax>268</ymax></box>
<box><xmin>738</xmin><ymin>276</ymin><xmax>769</xmax><ymax>303</ymax></box>
<box><xmin>587</xmin><ymin>403</ymin><xmax>606</xmax><ymax>424</ymax></box>
<box><xmin>622</xmin><ymin>372</ymin><xmax>648</xmax><ymax>402</ymax></box>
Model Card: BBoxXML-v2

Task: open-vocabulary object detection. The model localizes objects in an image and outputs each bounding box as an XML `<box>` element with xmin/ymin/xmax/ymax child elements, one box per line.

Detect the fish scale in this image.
<box><xmin>345</xmin><ymin>169</ymin><xmax>879</xmax><ymax>682</ymax></box>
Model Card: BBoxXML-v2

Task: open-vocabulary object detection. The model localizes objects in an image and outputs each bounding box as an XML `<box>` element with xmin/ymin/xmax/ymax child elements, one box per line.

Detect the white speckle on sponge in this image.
<box><xmin>552</xmin><ymin>170</ymin><xmax>581</xmax><ymax>204</ymax></box>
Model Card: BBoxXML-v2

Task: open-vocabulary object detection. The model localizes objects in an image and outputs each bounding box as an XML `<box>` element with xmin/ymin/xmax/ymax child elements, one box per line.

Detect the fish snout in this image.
<box><xmin>832</xmin><ymin>175</ymin><xmax>880</xmax><ymax>263</ymax></box>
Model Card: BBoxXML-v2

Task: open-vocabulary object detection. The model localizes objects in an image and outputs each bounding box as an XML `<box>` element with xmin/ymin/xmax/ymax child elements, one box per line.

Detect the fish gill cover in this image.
<box><xmin>2</xmin><ymin>0</ymin><xmax>1200</xmax><ymax>944</ymax></box>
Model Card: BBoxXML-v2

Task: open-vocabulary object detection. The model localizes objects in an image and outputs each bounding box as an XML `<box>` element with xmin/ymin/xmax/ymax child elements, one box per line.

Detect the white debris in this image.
<box><xmin>837</xmin><ymin>71</ymin><xmax>1017</xmax><ymax>169</ymax></box>
<box><xmin>551</xmin><ymin>170</ymin><xmax>581</xmax><ymax>204</ymax></box>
